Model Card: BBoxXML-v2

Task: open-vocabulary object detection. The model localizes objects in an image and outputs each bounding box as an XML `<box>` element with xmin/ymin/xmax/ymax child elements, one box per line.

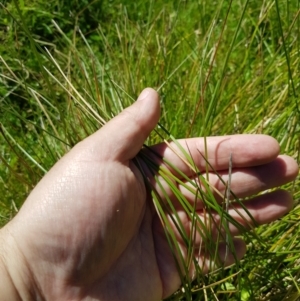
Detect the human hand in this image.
<box><xmin>0</xmin><ymin>88</ymin><xmax>298</xmax><ymax>301</ymax></box>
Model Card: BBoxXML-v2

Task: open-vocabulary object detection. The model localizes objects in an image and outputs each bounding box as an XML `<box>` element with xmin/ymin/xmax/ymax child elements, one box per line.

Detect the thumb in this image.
<box><xmin>79</xmin><ymin>88</ymin><xmax>160</xmax><ymax>161</ymax></box>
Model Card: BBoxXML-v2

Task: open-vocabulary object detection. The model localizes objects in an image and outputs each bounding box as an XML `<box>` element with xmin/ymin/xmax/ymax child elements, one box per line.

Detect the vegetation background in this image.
<box><xmin>0</xmin><ymin>0</ymin><xmax>299</xmax><ymax>300</ymax></box>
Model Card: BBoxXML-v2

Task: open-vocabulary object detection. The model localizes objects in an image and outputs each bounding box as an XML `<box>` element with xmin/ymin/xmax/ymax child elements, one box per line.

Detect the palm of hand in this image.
<box><xmin>9</xmin><ymin>149</ymin><xmax>181</xmax><ymax>300</ymax></box>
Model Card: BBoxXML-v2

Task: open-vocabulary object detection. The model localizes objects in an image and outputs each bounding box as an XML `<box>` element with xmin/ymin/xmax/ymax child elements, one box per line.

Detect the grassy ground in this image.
<box><xmin>1</xmin><ymin>0</ymin><xmax>300</xmax><ymax>300</ymax></box>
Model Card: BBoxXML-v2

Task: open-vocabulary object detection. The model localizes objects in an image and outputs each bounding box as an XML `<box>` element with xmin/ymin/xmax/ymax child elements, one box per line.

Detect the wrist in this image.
<box><xmin>0</xmin><ymin>254</ymin><xmax>21</xmax><ymax>301</ymax></box>
<box><xmin>0</xmin><ymin>224</ymin><xmax>43</xmax><ymax>301</ymax></box>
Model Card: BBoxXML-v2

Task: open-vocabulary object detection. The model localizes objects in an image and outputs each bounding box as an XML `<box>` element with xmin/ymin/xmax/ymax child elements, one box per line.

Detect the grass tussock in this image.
<box><xmin>0</xmin><ymin>0</ymin><xmax>300</xmax><ymax>300</ymax></box>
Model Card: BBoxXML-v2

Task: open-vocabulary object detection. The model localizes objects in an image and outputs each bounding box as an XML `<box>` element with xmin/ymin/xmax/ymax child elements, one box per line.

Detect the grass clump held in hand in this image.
<box><xmin>1</xmin><ymin>0</ymin><xmax>300</xmax><ymax>300</ymax></box>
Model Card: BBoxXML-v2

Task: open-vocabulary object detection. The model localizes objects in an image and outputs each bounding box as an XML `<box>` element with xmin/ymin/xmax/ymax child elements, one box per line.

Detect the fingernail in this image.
<box><xmin>137</xmin><ymin>88</ymin><xmax>150</xmax><ymax>101</ymax></box>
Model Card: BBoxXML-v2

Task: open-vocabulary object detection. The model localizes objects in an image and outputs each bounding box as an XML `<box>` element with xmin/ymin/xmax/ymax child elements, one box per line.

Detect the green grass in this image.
<box><xmin>1</xmin><ymin>0</ymin><xmax>300</xmax><ymax>300</ymax></box>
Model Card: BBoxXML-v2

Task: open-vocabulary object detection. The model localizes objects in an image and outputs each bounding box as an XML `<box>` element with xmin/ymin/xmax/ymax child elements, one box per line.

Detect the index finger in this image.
<box><xmin>144</xmin><ymin>134</ymin><xmax>280</xmax><ymax>177</ymax></box>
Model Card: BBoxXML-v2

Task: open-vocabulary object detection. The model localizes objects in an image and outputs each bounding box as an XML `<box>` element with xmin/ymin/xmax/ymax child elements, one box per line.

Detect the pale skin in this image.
<box><xmin>0</xmin><ymin>88</ymin><xmax>298</xmax><ymax>301</ymax></box>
